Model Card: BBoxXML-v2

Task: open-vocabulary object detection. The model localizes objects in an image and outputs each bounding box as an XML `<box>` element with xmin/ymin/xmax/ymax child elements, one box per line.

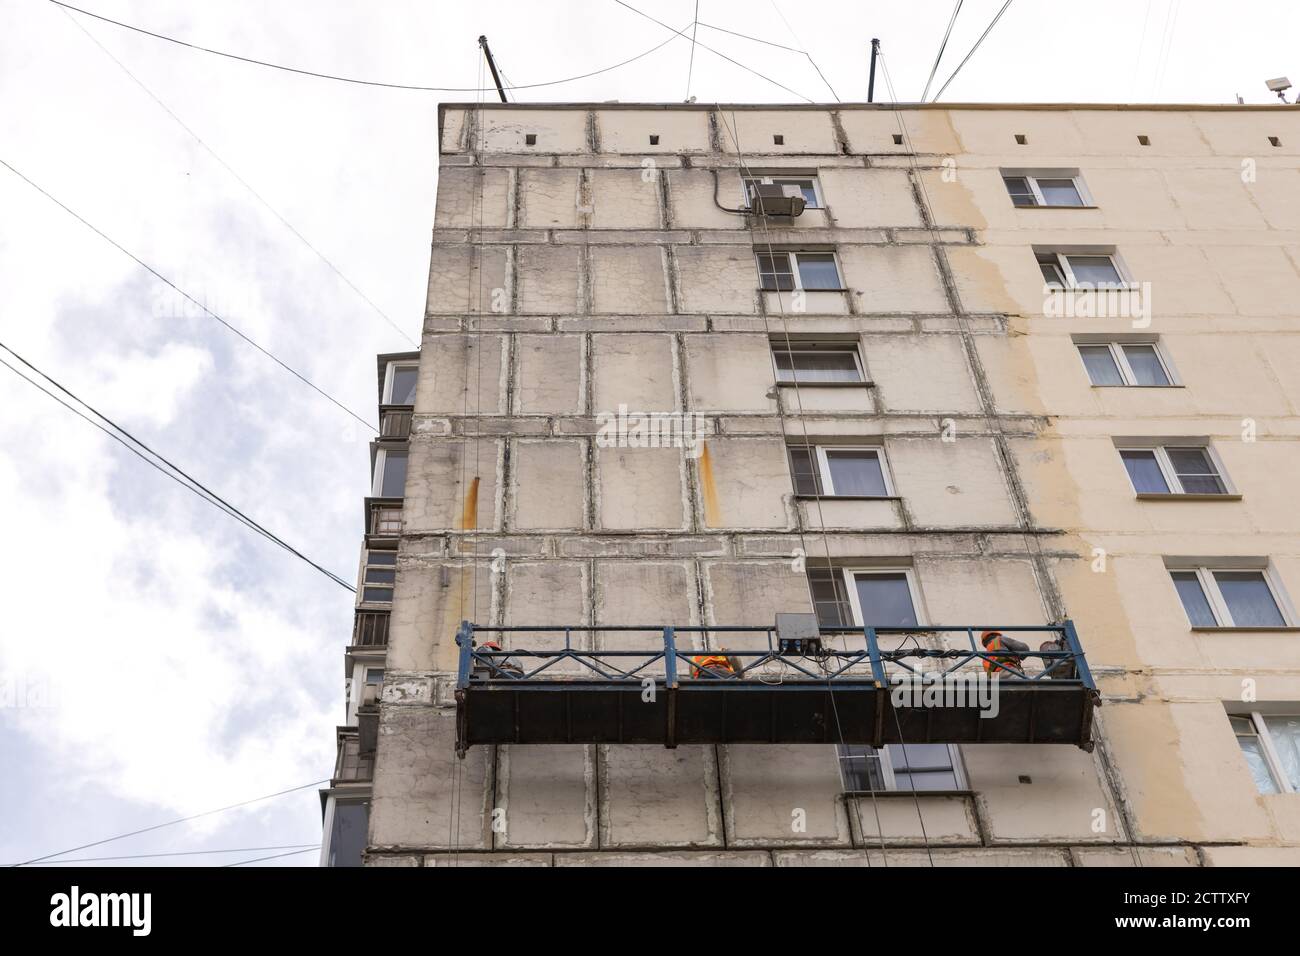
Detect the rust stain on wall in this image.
<box><xmin>698</xmin><ymin>442</ymin><xmax>721</xmax><ymax>527</ymax></box>
<box><xmin>458</xmin><ymin>476</ymin><xmax>481</xmax><ymax>530</ymax></box>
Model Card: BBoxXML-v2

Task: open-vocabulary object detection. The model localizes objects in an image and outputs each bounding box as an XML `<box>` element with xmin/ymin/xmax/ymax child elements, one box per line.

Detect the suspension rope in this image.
<box><xmin>713</xmin><ymin>107</ymin><xmax>884</xmax><ymax>866</ymax></box>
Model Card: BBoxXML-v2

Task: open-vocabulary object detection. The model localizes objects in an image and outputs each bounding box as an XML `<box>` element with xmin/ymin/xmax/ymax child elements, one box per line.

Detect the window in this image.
<box><xmin>743</xmin><ymin>175</ymin><xmax>822</xmax><ymax>208</ymax></box>
<box><xmin>360</xmin><ymin>548</ymin><xmax>397</xmax><ymax>604</ymax></box>
<box><xmin>1118</xmin><ymin>445</ymin><xmax>1229</xmax><ymax>495</ymax></box>
<box><xmin>336</xmin><ymin>735</ymin><xmax>374</xmax><ymax>782</ymax></box>
<box><xmin>323</xmin><ymin>798</ymin><xmax>370</xmax><ymax>868</ymax></box>
<box><xmin>1170</xmin><ymin>567</ymin><xmax>1290</xmax><ymax>628</ymax></box>
<box><xmin>370</xmin><ymin>504</ymin><xmax>403</xmax><ymax>536</ymax></box>
<box><xmin>384</xmin><ymin>362</ymin><xmax>419</xmax><ymax>405</ymax></box>
<box><xmin>1231</xmin><ymin>713</ymin><xmax>1300</xmax><ymax>794</ymax></box>
<box><xmin>838</xmin><ymin>744</ymin><xmax>966</xmax><ymax>792</ymax></box>
<box><xmin>789</xmin><ymin>445</ymin><xmax>892</xmax><ymax>497</ymax></box>
<box><xmin>1076</xmin><ymin>341</ymin><xmax>1172</xmax><ymax>386</ymax></box>
<box><xmin>808</xmin><ymin>567</ymin><xmax>921</xmax><ymax>629</ymax></box>
<box><xmin>364</xmin><ymin>667</ymin><xmax>386</xmax><ymax>686</ymax></box>
<box><xmin>1036</xmin><ymin>251</ymin><xmax>1125</xmax><ymax>288</ymax></box>
<box><xmin>1002</xmin><ymin>172</ymin><xmax>1087</xmax><ymax>207</ymax></box>
<box><xmin>772</xmin><ymin>341</ymin><xmax>865</xmax><ymax>384</ymax></box>
<box><xmin>373</xmin><ymin>448</ymin><xmax>409</xmax><ymax>498</ymax></box>
<box><xmin>757</xmin><ymin>251</ymin><xmax>843</xmax><ymax>291</ymax></box>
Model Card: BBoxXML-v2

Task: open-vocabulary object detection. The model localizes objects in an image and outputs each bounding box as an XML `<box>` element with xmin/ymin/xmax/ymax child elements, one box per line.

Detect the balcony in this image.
<box><xmin>356</xmin><ymin>682</ymin><xmax>380</xmax><ymax>753</ymax></box>
<box><xmin>453</xmin><ymin>621</ymin><xmax>1099</xmax><ymax>756</ymax></box>
<box><xmin>333</xmin><ymin>728</ymin><xmax>374</xmax><ymax>785</ymax></box>
<box><xmin>379</xmin><ymin>405</ymin><xmax>412</xmax><ymax>440</ymax></box>
<box><xmin>364</xmin><ymin>497</ymin><xmax>403</xmax><ymax>542</ymax></box>
<box><xmin>352</xmin><ymin>610</ymin><xmax>390</xmax><ymax>648</ymax></box>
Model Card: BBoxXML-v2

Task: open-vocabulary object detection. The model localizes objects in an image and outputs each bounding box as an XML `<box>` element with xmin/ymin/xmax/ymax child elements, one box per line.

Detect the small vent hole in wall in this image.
<box><xmin>649</xmin><ymin>134</ymin><xmax>660</xmax><ymax>145</ymax></box>
<box><xmin>1269</xmin><ymin>135</ymin><xmax>1282</xmax><ymax>147</ymax></box>
<box><xmin>892</xmin><ymin>133</ymin><xmax>904</xmax><ymax>145</ymax></box>
<box><xmin>1019</xmin><ymin>775</ymin><xmax>1033</xmax><ymax>784</ymax></box>
<box><xmin>1137</xmin><ymin>134</ymin><xmax>1150</xmax><ymax>146</ymax></box>
<box><xmin>525</xmin><ymin>133</ymin><xmax>537</xmax><ymax>146</ymax></box>
<box><xmin>773</xmin><ymin>134</ymin><xmax>784</xmax><ymax>145</ymax></box>
<box><xmin>1014</xmin><ymin>133</ymin><xmax>1027</xmax><ymax>145</ymax></box>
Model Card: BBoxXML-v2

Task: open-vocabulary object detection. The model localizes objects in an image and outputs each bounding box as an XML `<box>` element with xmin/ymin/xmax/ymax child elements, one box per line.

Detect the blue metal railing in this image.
<box><xmin>454</xmin><ymin>621</ymin><xmax>1096</xmax><ymax>693</ymax></box>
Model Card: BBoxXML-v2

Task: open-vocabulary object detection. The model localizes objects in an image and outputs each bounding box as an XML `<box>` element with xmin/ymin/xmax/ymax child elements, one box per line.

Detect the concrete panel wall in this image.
<box><xmin>590</xmin><ymin>245</ymin><xmax>669</xmax><ymax>313</ymax></box>
<box><xmin>592</xmin><ymin>333</ymin><xmax>677</xmax><ymax>412</ymax></box>
<box><xmin>367</xmin><ymin>104</ymin><xmax>1300</xmax><ymax>866</ymax></box>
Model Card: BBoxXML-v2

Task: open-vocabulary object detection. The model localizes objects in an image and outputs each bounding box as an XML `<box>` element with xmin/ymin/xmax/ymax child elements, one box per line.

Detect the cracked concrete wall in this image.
<box><xmin>363</xmin><ymin>104</ymin><xmax>1300</xmax><ymax>866</ymax></box>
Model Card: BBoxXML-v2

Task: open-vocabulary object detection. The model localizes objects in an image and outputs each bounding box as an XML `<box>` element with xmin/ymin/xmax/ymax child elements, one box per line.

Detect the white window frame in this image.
<box><xmin>837</xmin><ymin>743</ymin><xmax>968</xmax><ymax>793</ymax></box>
<box><xmin>772</xmin><ymin>342</ymin><xmax>867</xmax><ymax>384</ymax></box>
<box><xmin>813</xmin><ymin>445</ymin><xmax>895</xmax><ymax>497</ymax></box>
<box><xmin>756</xmin><ymin>250</ymin><xmax>845</xmax><ymax>292</ymax></box>
<box><xmin>841</xmin><ymin>567</ymin><xmax>926</xmax><ymax>628</ymax></box>
<box><xmin>1231</xmin><ymin>712</ymin><xmax>1299</xmax><ymax>794</ymax></box>
<box><xmin>346</xmin><ymin>662</ymin><xmax>387</xmax><ymax>724</ymax></box>
<box><xmin>372</xmin><ymin>447</ymin><xmax>409</xmax><ymax>498</ymax></box>
<box><xmin>1037</xmin><ymin>250</ymin><xmax>1130</xmax><ymax>289</ymax></box>
<box><xmin>1171</xmin><ymin>566</ymin><xmax>1293</xmax><ymax>628</ymax></box>
<box><xmin>1076</xmin><ymin>340</ymin><xmax>1176</xmax><ymax>387</ymax></box>
<box><xmin>742</xmin><ymin>174</ymin><xmax>825</xmax><ymax>209</ymax></box>
<box><xmin>1117</xmin><ymin>444</ymin><xmax>1233</xmax><ymax>495</ymax></box>
<box><xmin>358</xmin><ymin>546</ymin><xmax>397</xmax><ymax>605</ymax></box>
<box><xmin>319</xmin><ymin>794</ymin><xmax>371</xmax><ymax>868</ymax></box>
<box><xmin>382</xmin><ymin>361</ymin><xmax>419</xmax><ymax>405</ymax></box>
<box><xmin>1003</xmin><ymin>171</ymin><xmax>1093</xmax><ymax>208</ymax></box>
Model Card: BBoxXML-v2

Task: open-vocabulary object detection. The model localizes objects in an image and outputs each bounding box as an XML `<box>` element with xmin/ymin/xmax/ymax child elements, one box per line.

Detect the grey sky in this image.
<box><xmin>0</xmin><ymin>0</ymin><xmax>1295</xmax><ymax>866</ymax></box>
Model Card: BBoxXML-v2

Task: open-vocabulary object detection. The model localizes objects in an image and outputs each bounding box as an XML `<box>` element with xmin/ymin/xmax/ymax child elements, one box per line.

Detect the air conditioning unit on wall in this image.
<box><xmin>749</xmin><ymin>182</ymin><xmax>807</xmax><ymax>218</ymax></box>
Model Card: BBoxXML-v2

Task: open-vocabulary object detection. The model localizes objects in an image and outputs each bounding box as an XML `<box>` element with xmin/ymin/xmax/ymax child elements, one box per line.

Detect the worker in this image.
<box><xmin>474</xmin><ymin>640</ymin><xmax>523</xmax><ymax>679</ymax></box>
<box><xmin>1038</xmin><ymin>637</ymin><xmax>1077</xmax><ymax>680</ymax></box>
<box><xmin>690</xmin><ymin>647</ymin><xmax>741</xmax><ymax>679</ymax></box>
<box><xmin>980</xmin><ymin>630</ymin><xmax>1029</xmax><ymax>677</ymax></box>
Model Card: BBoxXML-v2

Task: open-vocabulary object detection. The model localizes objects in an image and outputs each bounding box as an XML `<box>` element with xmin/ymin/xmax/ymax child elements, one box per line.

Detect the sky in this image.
<box><xmin>0</xmin><ymin>0</ymin><xmax>1296</xmax><ymax>868</ymax></box>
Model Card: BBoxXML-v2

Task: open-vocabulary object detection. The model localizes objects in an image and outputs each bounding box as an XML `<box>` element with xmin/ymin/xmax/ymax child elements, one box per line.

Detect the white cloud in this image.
<box><xmin>2</xmin><ymin>0</ymin><xmax>1296</xmax><ymax>865</ymax></box>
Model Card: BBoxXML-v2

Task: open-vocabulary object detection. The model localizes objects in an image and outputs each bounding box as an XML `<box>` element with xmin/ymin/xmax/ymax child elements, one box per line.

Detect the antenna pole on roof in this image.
<box><xmin>868</xmin><ymin>38</ymin><xmax>880</xmax><ymax>103</ymax></box>
<box><xmin>478</xmin><ymin>35</ymin><xmax>508</xmax><ymax>103</ymax></box>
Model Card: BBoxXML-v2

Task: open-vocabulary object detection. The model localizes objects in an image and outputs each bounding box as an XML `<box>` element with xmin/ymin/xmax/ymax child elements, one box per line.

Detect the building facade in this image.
<box><xmin>324</xmin><ymin>102</ymin><xmax>1300</xmax><ymax>867</ymax></box>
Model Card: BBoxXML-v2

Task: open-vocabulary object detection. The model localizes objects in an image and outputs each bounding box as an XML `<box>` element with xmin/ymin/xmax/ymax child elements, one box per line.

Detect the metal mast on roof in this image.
<box><xmin>478</xmin><ymin>35</ymin><xmax>508</xmax><ymax>102</ymax></box>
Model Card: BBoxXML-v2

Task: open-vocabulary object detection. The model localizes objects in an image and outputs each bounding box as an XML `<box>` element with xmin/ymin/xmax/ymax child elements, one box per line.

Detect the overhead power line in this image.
<box><xmin>0</xmin><ymin>157</ymin><xmax>376</xmax><ymax>431</ymax></box>
<box><xmin>5</xmin><ymin>779</ymin><xmax>329</xmax><ymax>867</ymax></box>
<box><xmin>0</xmin><ymin>342</ymin><xmax>356</xmax><ymax>593</ymax></box>
<box><xmin>24</xmin><ymin>844</ymin><xmax>320</xmax><ymax>864</ymax></box>
<box><xmin>696</xmin><ymin>21</ymin><xmax>801</xmax><ymax>54</ymax></box>
<box><xmin>224</xmin><ymin>846</ymin><xmax>321</xmax><ymax>867</ymax></box>
<box><xmin>921</xmin><ymin>0</ymin><xmax>964</xmax><ymax>103</ymax></box>
<box><xmin>931</xmin><ymin>0</ymin><xmax>1015</xmax><ymax>103</ymax></box>
<box><xmin>694</xmin><ymin>19</ymin><xmax>840</xmax><ymax>101</ymax></box>
<box><xmin>685</xmin><ymin>4</ymin><xmax>700</xmax><ymax>101</ymax></box>
<box><xmin>50</xmin><ymin>1</ymin><xmax>683</xmax><ymax>94</ymax></box>
<box><xmin>764</xmin><ymin>0</ymin><xmax>840</xmax><ymax>101</ymax></box>
<box><xmin>54</xmin><ymin>5</ymin><xmax>417</xmax><ymax>348</ymax></box>
<box><xmin>612</xmin><ymin>0</ymin><xmax>815</xmax><ymax>102</ymax></box>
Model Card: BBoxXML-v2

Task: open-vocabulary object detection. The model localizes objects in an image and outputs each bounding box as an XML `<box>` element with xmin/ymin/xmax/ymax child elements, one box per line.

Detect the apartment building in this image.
<box><xmin>322</xmin><ymin>101</ymin><xmax>1300</xmax><ymax>867</ymax></box>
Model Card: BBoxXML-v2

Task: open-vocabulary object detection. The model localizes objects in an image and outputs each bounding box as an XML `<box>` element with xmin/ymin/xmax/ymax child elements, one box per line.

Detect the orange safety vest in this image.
<box><xmin>980</xmin><ymin>632</ymin><xmax>1020</xmax><ymax>676</ymax></box>
<box><xmin>690</xmin><ymin>654</ymin><xmax>736</xmax><ymax>678</ymax></box>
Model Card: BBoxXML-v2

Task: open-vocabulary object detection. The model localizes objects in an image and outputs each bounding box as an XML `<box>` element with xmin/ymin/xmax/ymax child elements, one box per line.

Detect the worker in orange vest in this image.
<box><xmin>690</xmin><ymin>648</ymin><xmax>741</xmax><ymax>679</ymax></box>
<box><xmin>980</xmin><ymin>630</ymin><xmax>1029</xmax><ymax>677</ymax></box>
